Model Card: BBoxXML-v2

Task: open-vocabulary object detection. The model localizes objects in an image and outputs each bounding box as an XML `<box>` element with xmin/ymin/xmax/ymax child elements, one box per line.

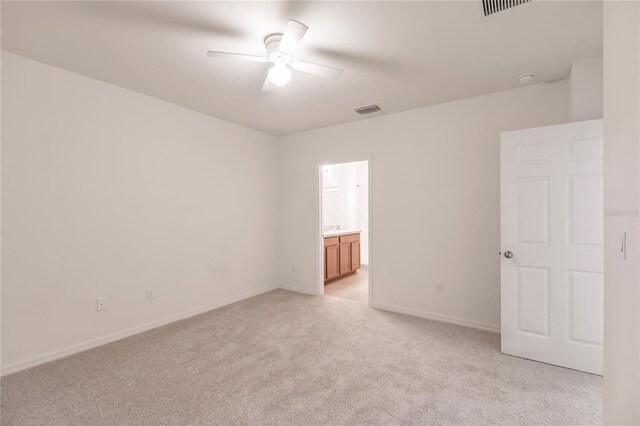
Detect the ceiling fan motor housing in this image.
<box><xmin>264</xmin><ymin>34</ymin><xmax>284</xmax><ymax>60</ymax></box>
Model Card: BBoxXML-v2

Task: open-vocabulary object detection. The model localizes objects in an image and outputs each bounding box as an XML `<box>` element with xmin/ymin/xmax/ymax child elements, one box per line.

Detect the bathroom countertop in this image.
<box><xmin>323</xmin><ymin>229</ymin><xmax>361</xmax><ymax>237</ymax></box>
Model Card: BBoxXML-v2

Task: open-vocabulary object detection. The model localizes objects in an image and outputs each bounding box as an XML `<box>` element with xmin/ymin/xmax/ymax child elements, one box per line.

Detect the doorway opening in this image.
<box><xmin>319</xmin><ymin>160</ymin><xmax>369</xmax><ymax>304</ymax></box>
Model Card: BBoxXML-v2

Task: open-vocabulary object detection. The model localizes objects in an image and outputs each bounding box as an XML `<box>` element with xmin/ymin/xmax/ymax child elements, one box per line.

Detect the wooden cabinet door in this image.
<box><xmin>325</xmin><ymin>245</ymin><xmax>340</xmax><ymax>280</ymax></box>
<box><xmin>351</xmin><ymin>241</ymin><xmax>361</xmax><ymax>270</ymax></box>
<box><xmin>339</xmin><ymin>243</ymin><xmax>351</xmax><ymax>274</ymax></box>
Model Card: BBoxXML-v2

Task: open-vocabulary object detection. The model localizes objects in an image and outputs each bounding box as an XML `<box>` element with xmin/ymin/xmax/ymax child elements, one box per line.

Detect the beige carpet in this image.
<box><xmin>1</xmin><ymin>290</ymin><xmax>601</xmax><ymax>425</ymax></box>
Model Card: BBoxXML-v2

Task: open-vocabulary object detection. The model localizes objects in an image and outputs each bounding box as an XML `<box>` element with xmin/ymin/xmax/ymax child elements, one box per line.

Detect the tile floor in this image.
<box><xmin>324</xmin><ymin>265</ymin><xmax>368</xmax><ymax>303</ymax></box>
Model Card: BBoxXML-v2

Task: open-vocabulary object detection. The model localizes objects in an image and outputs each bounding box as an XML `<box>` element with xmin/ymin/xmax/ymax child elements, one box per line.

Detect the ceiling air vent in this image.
<box><xmin>354</xmin><ymin>104</ymin><xmax>381</xmax><ymax>115</ymax></box>
<box><xmin>482</xmin><ymin>0</ymin><xmax>532</xmax><ymax>17</ymax></box>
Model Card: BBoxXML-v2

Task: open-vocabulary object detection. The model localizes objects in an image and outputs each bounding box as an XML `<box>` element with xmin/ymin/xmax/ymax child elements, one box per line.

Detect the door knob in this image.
<box><xmin>504</xmin><ymin>251</ymin><xmax>514</xmax><ymax>259</ymax></box>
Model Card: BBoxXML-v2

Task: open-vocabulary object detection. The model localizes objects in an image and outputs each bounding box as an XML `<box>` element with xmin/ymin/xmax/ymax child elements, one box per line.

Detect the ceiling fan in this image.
<box><xmin>207</xmin><ymin>20</ymin><xmax>343</xmax><ymax>91</ymax></box>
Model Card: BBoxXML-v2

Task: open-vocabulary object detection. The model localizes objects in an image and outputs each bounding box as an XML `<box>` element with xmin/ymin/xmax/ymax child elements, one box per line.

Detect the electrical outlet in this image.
<box><xmin>435</xmin><ymin>283</ymin><xmax>443</xmax><ymax>294</ymax></box>
<box><xmin>96</xmin><ymin>298</ymin><xmax>105</xmax><ymax>311</ymax></box>
<box><xmin>146</xmin><ymin>287</ymin><xmax>154</xmax><ymax>300</ymax></box>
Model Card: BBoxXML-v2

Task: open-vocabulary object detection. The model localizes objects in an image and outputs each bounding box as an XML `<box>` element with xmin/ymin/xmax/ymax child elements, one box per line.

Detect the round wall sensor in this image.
<box><xmin>517</xmin><ymin>73</ymin><xmax>535</xmax><ymax>84</ymax></box>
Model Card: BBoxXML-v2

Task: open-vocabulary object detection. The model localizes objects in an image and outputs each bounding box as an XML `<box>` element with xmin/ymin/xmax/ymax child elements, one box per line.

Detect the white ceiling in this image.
<box><xmin>1</xmin><ymin>1</ymin><xmax>602</xmax><ymax>135</ymax></box>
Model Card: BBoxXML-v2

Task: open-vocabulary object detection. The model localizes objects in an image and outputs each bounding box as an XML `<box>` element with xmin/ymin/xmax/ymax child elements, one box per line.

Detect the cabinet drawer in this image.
<box><xmin>339</xmin><ymin>233</ymin><xmax>360</xmax><ymax>243</ymax></box>
<box><xmin>324</xmin><ymin>236</ymin><xmax>339</xmax><ymax>247</ymax></box>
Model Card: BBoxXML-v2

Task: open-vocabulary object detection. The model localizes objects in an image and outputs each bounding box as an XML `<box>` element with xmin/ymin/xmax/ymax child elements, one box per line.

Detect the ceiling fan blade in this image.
<box><xmin>207</xmin><ymin>51</ymin><xmax>268</xmax><ymax>62</ymax></box>
<box><xmin>278</xmin><ymin>20</ymin><xmax>308</xmax><ymax>55</ymax></box>
<box><xmin>262</xmin><ymin>75</ymin><xmax>277</xmax><ymax>92</ymax></box>
<box><xmin>292</xmin><ymin>61</ymin><xmax>343</xmax><ymax>79</ymax></box>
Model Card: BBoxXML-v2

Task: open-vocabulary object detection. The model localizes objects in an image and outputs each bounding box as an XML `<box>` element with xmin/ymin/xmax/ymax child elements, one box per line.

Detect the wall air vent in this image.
<box><xmin>482</xmin><ymin>0</ymin><xmax>532</xmax><ymax>17</ymax></box>
<box><xmin>354</xmin><ymin>104</ymin><xmax>382</xmax><ymax>115</ymax></box>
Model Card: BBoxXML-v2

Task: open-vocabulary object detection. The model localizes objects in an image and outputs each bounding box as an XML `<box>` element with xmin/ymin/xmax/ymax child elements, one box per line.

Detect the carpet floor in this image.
<box><xmin>1</xmin><ymin>290</ymin><xmax>602</xmax><ymax>425</ymax></box>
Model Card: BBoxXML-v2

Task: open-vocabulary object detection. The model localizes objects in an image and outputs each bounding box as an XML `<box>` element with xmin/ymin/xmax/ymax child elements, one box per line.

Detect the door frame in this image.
<box><xmin>316</xmin><ymin>158</ymin><xmax>372</xmax><ymax>305</ymax></box>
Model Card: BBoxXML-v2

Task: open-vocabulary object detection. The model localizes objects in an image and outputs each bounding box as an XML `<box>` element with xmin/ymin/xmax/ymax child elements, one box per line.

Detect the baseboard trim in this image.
<box><xmin>371</xmin><ymin>302</ymin><xmax>501</xmax><ymax>334</ymax></box>
<box><xmin>278</xmin><ymin>285</ymin><xmax>317</xmax><ymax>295</ymax></box>
<box><xmin>1</xmin><ymin>285</ymin><xmax>279</xmax><ymax>377</ymax></box>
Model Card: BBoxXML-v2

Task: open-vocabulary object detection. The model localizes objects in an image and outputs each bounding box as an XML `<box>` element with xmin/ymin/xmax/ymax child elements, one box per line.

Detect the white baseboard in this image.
<box><xmin>3</xmin><ymin>287</ymin><xmax>499</xmax><ymax>376</ymax></box>
<box><xmin>278</xmin><ymin>285</ymin><xmax>317</xmax><ymax>296</ymax></box>
<box><xmin>371</xmin><ymin>302</ymin><xmax>501</xmax><ymax>334</ymax></box>
<box><xmin>1</xmin><ymin>285</ymin><xmax>279</xmax><ymax>377</ymax></box>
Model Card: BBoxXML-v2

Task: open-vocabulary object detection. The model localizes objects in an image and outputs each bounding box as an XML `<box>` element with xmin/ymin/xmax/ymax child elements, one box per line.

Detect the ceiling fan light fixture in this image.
<box><xmin>268</xmin><ymin>60</ymin><xmax>292</xmax><ymax>86</ymax></box>
<box><xmin>207</xmin><ymin>19</ymin><xmax>342</xmax><ymax>91</ymax></box>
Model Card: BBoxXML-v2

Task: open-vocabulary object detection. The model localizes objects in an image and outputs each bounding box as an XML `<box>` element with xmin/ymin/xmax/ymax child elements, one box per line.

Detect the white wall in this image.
<box><xmin>279</xmin><ymin>81</ymin><xmax>570</xmax><ymax>331</ymax></box>
<box><xmin>321</xmin><ymin>163</ymin><xmax>351</xmax><ymax>230</ymax></box>
<box><xmin>355</xmin><ymin>161</ymin><xmax>369</xmax><ymax>265</ymax></box>
<box><xmin>1</xmin><ymin>52</ymin><xmax>280</xmax><ymax>374</ymax></box>
<box><xmin>602</xmin><ymin>2</ymin><xmax>640</xmax><ymax>424</ymax></box>
<box><xmin>570</xmin><ymin>56</ymin><xmax>604</xmax><ymax>122</ymax></box>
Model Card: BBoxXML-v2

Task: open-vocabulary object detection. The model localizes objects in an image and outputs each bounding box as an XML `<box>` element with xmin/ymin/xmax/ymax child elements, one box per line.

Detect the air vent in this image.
<box><xmin>482</xmin><ymin>0</ymin><xmax>532</xmax><ymax>17</ymax></box>
<box><xmin>354</xmin><ymin>104</ymin><xmax>382</xmax><ymax>115</ymax></box>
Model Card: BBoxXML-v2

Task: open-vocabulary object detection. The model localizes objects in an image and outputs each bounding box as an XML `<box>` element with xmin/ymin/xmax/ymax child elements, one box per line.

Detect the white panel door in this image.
<box><xmin>501</xmin><ymin>119</ymin><xmax>603</xmax><ymax>375</ymax></box>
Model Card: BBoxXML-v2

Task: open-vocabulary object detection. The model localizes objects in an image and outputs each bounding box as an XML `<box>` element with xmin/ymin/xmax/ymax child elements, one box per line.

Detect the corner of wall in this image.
<box><xmin>569</xmin><ymin>56</ymin><xmax>604</xmax><ymax>122</ymax></box>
